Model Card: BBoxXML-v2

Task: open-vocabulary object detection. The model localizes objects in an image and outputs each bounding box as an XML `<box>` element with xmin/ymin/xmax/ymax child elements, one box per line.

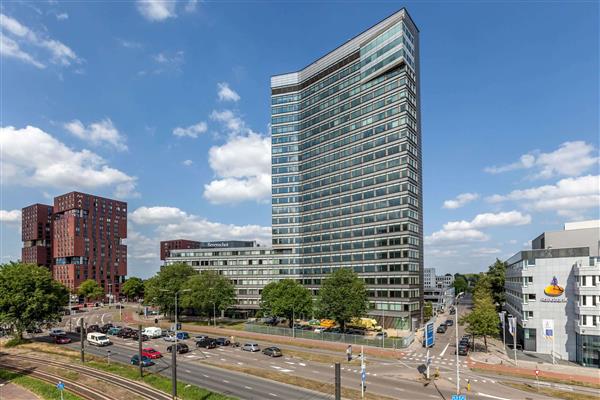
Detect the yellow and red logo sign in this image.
<box><xmin>544</xmin><ymin>276</ymin><xmax>564</xmax><ymax>297</ymax></box>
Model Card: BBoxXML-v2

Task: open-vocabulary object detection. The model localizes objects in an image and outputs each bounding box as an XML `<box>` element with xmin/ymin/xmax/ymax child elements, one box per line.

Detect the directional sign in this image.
<box><xmin>451</xmin><ymin>395</ymin><xmax>466</xmax><ymax>400</ymax></box>
<box><xmin>56</xmin><ymin>381</ymin><xmax>65</xmax><ymax>391</ymax></box>
<box><xmin>425</xmin><ymin>321</ymin><xmax>435</xmax><ymax>347</ymax></box>
<box><xmin>535</xmin><ymin>369</ymin><xmax>539</xmax><ymax>377</ymax></box>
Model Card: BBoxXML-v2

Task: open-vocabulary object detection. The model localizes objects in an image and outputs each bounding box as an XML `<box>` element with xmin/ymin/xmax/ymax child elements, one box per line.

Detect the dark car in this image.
<box><xmin>457</xmin><ymin>344</ymin><xmax>469</xmax><ymax>356</ymax></box>
<box><xmin>167</xmin><ymin>343</ymin><xmax>190</xmax><ymax>354</ymax></box>
<box><xmin>449</xmin><ymin>308</ymin><xmax>456</xmax><ymax>315</ymax></box>
<box><xmin>215</xmin><ymin>337</ymin><xmax>230</xmax><ymax>346</ymax></box>
<box><xmin>55</xmin><ymin>335</ymin><xmax>72</xmax><ymax>344</ymax></box>
<box><xmin>262</xmin><ymin>347</ymin><xmax>282</xmax><ymax>357</ymax></box>
<box><xmin>436</xmin><ymin>324</ymin><xmax>447</xmax><ymax>334</ymax></box>
<box><xmin>196</xmin><ymin>338</ymin><xmax>217</xmax><ymax>349</ymax></box>
<box><xmin>87</xmin><ymin>324</ymin><xmax>100</xmax><ymax>332</ymax></box>
<box><xmin>26</xmin><ymin>327</ymin><xmax>43</xmax><ymax>334</ymax></box>
<box><xmin>445</xmin><ymin>320</ymin><xmax>454</xmax><ymax>327</ymax></box>
<box><xmin>195</xmin><ymin>335</ymin><xmax>209</xmax><ymax>341</ymax></box>
<box><xmin>130</xmin><ymin>354</ymin><xmax>155</xmax><ymax>367</ymax></box>
<box><xmin>116</xmin><ymin>328</ymin><xmax>132</xmax><ymax>338</ymax></box>
<box><xmin>130</xmin><ymin>332</ymin><xmax>149</xmax><ymax>341</ymax></box>
<box><xmin>100</xmin><ymin>323</ymin><xmax>113</xmax><ymax>333</ymax></box>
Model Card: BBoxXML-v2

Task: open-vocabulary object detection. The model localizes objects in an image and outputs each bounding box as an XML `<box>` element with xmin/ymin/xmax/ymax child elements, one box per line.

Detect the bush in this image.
<box><xmin>4</xmin><ymin>337</ymin><xmax>32</xmax><ymax>347</ymax></box>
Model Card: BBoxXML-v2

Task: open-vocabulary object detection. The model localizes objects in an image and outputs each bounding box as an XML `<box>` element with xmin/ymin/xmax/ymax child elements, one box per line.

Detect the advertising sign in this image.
<box><xmin>508</xmin><ymin>316</ymin><xmax>516</xmax><ymax>338</ymax></box>
<box><xmin>425</xmin><ymin>320</ymin><xmax>435</xmax><ymax>347</ymax></box>
<box><xmin>542</xmin><ymin>319</ymin><xmax>554</xmax><ymax>340</ymax></box>
<box><xmin>544</xmin><ymin>276</ymin><xmax>564</xmax><ymax>297</ymax></box>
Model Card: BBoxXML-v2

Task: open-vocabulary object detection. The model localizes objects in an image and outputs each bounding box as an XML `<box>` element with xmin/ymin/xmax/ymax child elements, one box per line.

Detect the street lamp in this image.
<box><xmin>455</xmin><ymin>291</ymin><xmax>464</xmax><ymax>395</ymax></box>
<box><xmin>160</xmin><ymin>288</ymin><xmax>191</xmax><ymax>400</ymax></box>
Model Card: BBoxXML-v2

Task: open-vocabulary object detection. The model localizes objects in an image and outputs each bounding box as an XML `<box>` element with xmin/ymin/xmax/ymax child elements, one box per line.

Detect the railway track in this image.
<box><xmin>1</xmin><ymin>353</ymin><xmax>172</xmax><ymax>400</ymax></box>
<box><xmin>2</xmin><ymin>364</ymin><xmax>113</xmax><ymax>400</ymax></box>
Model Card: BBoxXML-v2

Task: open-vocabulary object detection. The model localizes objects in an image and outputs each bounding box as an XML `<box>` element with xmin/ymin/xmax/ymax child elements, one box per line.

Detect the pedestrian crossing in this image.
<box><xmin>402</xmin><ymin>352</ymin><xmax>471</xmax><ymax>368</ymax></box>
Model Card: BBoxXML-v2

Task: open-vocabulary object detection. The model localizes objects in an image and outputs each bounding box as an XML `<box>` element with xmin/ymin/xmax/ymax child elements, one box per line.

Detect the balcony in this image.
<box><xmin>575</xmin><ymin>285</ymin><xmax>599</xmax><ymax>295</ymax></box>
<box><xmin>575</xmin><ymin>322</ymin><xmax>600</xmax><ymax>335</ymax></box>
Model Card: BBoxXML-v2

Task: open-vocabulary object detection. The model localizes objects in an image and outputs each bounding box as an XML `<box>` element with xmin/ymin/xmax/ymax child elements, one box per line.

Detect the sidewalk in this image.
<box><xmin>468</xmin><ymin>337</ymin><xmax>600</xmax><ymax>384</ymax></box>
<box><xmin>0</xmin><ymin>380</ymin><xmax>41</xmax><ymax>400</ymax></box>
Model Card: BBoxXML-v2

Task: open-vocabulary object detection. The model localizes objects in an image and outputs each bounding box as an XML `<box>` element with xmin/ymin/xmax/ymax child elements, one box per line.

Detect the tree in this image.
<box><xmin>121</xmin><ymin>277</ymin><xmax>144</xmax><ymax>301</ymax></box>
<box><xmin>260</xmin><ymin>279</ymin><xmax>313</xmax><ymax>328</ymax></box>
<box><xmin>453</xmin><ymin>274</ymin><xmax>468</xmax><ymax>295</ymax></box>
<box><xmin>78</xmin><ymin>279</ymin><xmax>104</xmax><ymax>302</ymax></box>
<box><xmin>487</xmin><ymin>259</ymin><xmax>506</xmax><ymax>311</ymax></box>
<box><xmin>144</xmin><ymin>263</ymin><xmax>195</xmax><ymax>317</ymax></box>
<box><xmin>461</xmin><ymin>275</ymin><xmax>499</xmax><ymax>352</ymax></box>
<box><xmin>317</xmin><ymin>268</ymin><xmax>368</xmax><ymax>332</ymax></box>
<box><xmin>0</xmin><ymin>262</ymin><xmax>68</xmax><ymax>339</ymax></box>
<box><xmin>423</xmin><ymin>301</ymin><xmax>433</xmax><ymax>321</ymax></box>
<box><xmin>181</xmin><ymin>271</ymin><xmax>235</xmax><ymax>321</ymax></box>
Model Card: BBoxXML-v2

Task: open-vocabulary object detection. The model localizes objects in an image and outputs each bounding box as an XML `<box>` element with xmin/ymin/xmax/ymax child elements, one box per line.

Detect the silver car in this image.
<box><xmin>242</xmin><ymin>343</ymin><xmax>260</xmax><ymax>352</ymax></box>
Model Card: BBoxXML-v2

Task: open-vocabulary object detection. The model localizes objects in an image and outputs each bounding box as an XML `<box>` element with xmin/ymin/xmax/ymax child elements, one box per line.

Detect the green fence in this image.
<box><xmin>244</xmin><ymin>323</ymin><xmax>414</xmax><ymax>349</ymax></box>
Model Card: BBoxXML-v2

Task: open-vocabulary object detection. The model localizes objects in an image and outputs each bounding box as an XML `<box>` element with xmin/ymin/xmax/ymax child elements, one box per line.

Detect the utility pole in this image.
<box><xmin>80</xmin><ymin>320</ymin><xmax>85</xmax><ymax>363</ymax></box>
<box><xmin>292</xmin><ymin>305</ymin><xmax>295</xmax><ymax>339</ymax></box>
<box><xmin>334</xmin><ymin>362</ymin><xmax>341</xmax><ymax>400</ymax></box>
<box><xmin>213</xmin><ymin>302</ymin><xmax>217</xmax><ymax>328</ymax></box>
<box><xmin>173</xmin><ymin>293</ymin><xmax>178</xmax><ymax>399</ymax></box>
<box><xmin>360</xmin><ymin>345</ymin><xmax>365</xmax><ymax>399</ymax></box>
<box><xmin>138</xmin><ymin>324</ymin><xmax>143</xmax><ymax>378</ymax></box>
<box><xmin>455</xmin><ymin>292</ymin><xmax>463</xmax><ymax>395</ymax></box>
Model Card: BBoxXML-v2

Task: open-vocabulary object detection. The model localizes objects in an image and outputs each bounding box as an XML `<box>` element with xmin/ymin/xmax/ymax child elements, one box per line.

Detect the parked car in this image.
<box><xmin>195</xmin><ymin>335</ymin><xmax>209</xmax><ymax>341</ymax></box>
<box><xmin>242</xmin><ymin>343</ymin><xmax>260</xmax><ymax>352</ymax></box>
<box><xmin>457</xmin><ymin>344</ymin><xmax>469</xmax><ymax>356</ymax></box>
<box><xmin>87</xmin><ymin>324</ymin><xmax>100</xmax><ymax>333</ymax></box>
<box><xmin>445</xmin><ymin>320</ymin><xmax>454</xmax><ymax>326</ymax></box>
<box><xmin>26</xmin><ymin>327</ymin><xmax>43</xmax><ymax>334</ymax></box>
<box><xmin>141</xmin><ymin>347</ymin><xmax>163</xmax><ymax>359</ymax></box>
<box><xmin>130</xmin><ymin>331</ymin><xmax>149</xmax><ymax>342</ymax></box>
<box><xmin>436</xmin><ymin>324</ymin><xmax>447</xmax><ymax>334</ymax></box>
<box><xmin>55</xmin><ymin>335</ymin><xmax>71</xmax><ymax>344</ymax></box>
<box><xmin>107</xmin><ymin>327</ymin><xmax>122</xmax><ymax>336</ymax></box>
<box><xmin>215</xmin><ymin>337</ymin><xmax>230</xmax><ymax>346</ymax></box>
<box><xmin>49</xmin><ymin>328</ymin><xmax>67</xmax><ymax>337</ymax></box>
<box><xmin>87</xmin><ymin>332</ymin><xmax>111</xmax><ymax>346</ymax></box>
<box><xmin>196</xmin><ymin>338</ymin><xmax>217</xmax><ymax>349</ymax></box>
<box><xmin>130</xmin><ymin>354</ymin><xmax>155</xmax><ymax>367</ymax></box>
<box><xmin>375</xmin><ymin>332</ymin><xmax>388</xmax><ymax>339</ymax></box>
<box><xmin>262</xmin><ymin>347</ymin><xmax>282</xmax><ymax>357</ymax></box>
<box><xmin>167</xmin><ymin>343</ymin><xmax>190</xmax><ymax>354</ymax></box>
<box><xmin>313</xmin><ymin>327</ymin><xmax>326</xmax><ymax>333</ymax></box>
<box><xmin>100</xmin><ymin>324</ymin><xmax>113</xmax><ymax>334</ymax></box>
<box><xmin>142</xmin><ymin>327</ymin><xmax>163</xmax><ymax>338</ymax></box>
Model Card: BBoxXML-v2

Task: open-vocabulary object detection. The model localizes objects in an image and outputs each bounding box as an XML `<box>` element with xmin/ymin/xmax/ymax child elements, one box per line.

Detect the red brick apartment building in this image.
<box><xmin>160</xmin><ymin>239</ymin><xmax>202</xmax><ymax>260</ymax></box>
<box><xmin>22</xmin><ymin>192</ymin><xmax>127</xmax><ymax>297</ymax></box>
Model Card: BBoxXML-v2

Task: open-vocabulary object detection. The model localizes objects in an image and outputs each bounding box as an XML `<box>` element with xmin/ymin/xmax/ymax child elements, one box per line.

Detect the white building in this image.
<box><xmin>424</xmin><ymin>268</ymin><xmax>436</xmax><ymax>289</ymax></box>
<box><xmin>504</xmin><ymin>220</ymin><xmax>600</xmax><ymax>367</ymax></box>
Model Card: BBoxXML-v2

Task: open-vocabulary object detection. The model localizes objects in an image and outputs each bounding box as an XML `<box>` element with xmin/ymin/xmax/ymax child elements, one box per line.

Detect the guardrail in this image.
<box><xmin>245</xmin><ymin>323</ymin><xmax>414</xmax><ymax>349</ymax></box>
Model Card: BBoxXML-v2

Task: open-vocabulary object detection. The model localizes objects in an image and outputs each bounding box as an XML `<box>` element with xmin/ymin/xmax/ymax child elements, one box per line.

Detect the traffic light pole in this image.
<box><xmin>80</xmin><ymin>320</ymin><xmax>85</xmax><ymax>363</ymax></box>
<box><xmin>334</xmin><ymin>362</ymin><xmax>341</xmax><ymax>400</ymax></box>
<box><xmin>138</xmin><ymin>324</ymin><xmax>143</xmax><ymax>378</ymax></box>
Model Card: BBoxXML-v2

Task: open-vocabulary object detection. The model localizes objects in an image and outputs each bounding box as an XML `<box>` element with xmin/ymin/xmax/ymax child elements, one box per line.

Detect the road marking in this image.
<box><xmin>477</xmin><ymin>393</ymin><xmax>512</xmax><ymax>400</ymax></box>
<box><xmin>439</xmin><ymin>343</ymin><xmax>449</xmax><ymax>357</ymax></box>
<box><xmin>222</xmin><ymin>379</ymin><xmax>229</xmax><ymax>383</ymax></box>
<box><xmin>237</xmin><ymin>362</ymin><xmax>243</xmax><ymax>365</ymax></box>
<box><xmin>298</xmin><ymin>363</ymin><xmax>306</xmax><ymax>366</ymax></box>
<box><xmin>268</xmin><ymin>393</ymin><xmax>278</xmax><ymax>397</ymax></box>
<box><xmin>220</xmin><ymin>358</ymin><xmax>227</xmax><ymax>362</ymax></box>
<box><xmin>185</xmin><ymin>369</ymin><xmax>191</xmax><ymax>373</ymax></box>
<box><xmin>244</xmin><ymin>386</ymin><xmax>253</xmax><ymax>390</ymax></box>
<box><xmin>285</xmin><ymin>361</ymin><xmax>295</xmax><ymax>365</ymax></box>
<box><xmin>202</xmin><ymin>374</ymin><xmax>210</xmax><ymax>378</ymax></box>
<box><xmin>395</xmin><ymin>388</ymin><xmax>405</xmax><ymax>391</ymax></box>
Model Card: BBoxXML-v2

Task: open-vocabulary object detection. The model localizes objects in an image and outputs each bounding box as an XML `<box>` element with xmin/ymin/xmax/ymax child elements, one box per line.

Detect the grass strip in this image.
<box><xmin>503</xmin><ymin>381</ymin><xmax>599</xmax><ymax>400</ymax></box>
<box><xmin>0</xmin><ymin>368</ymin><xmax>83</xmax><ymax>400</ymax></box>
<box><xmin>204</xmin><ymin>360</ymin><xmax>394</xmax><ymax>400</ymax></box>
<box><xmin>472</xmin><ymin>367</ymin><xmax>600</xmax><ymax>389</ymax></box>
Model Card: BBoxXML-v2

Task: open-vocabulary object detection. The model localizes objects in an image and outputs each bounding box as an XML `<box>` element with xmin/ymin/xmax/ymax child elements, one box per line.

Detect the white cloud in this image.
<box><xmin>425</xmin><ymin>211</ymin><xmax>531</xmax><ymax>246</ymax></box>
<box><xmin>172</xmin><ymin>121</ymin><xmax>207</xmax><ymax>138</ymax></box>
<box><xmin>442</xmin><ymin>192</ymin><xmax>479</xmax><ymax>209</ymax></box>
<box><xmin>64</xmin><ymin>118</ymin><xmax>127</xmax><ymax>151</ymax></box>
<box><xmin>485</xmin><ymin>141</ymin><xmax>599</xmax><ymax>179</ymax></box>
<box><xmin>0</xmin><ymin>209</ymin><xmax>21</xmax><ymax>225</ymax></box>
<box><xmin>203</xmin><ymin>131</ymin><xmax>271</xmax><ymax>204</ymax></box>
<box><xmin>472</xmin><ymin>247</ymin><xmax>501</xmax><ymax>256</ymax></box>
<box><xmin>210</xmin><ymin>110</ymin><xmax>246</xmax><ymax>136</ymax></box>
<box><xmin>184</xmin><ymin>0</ymin><xmax>199</xmax><ymax>12</ymax></box>
<box><xmin>140</xmin><ymin>50</ymin><xmax>184</xmax><ymax>75</ymax></box>
<box><xmin>0</xmin><ymin>35</ymin><xmax>45</xmax><ymax>69</ymax></box>
<box><xmin>117</xmin><ymin>38</ymin><xmax>142</xmax><ymax>49</ymax></box>
<box><xmin>130</xmin><ymin>206</ymin><xmax>188</xmax><ymax>225</ymax></box>
<box><xmin>56</xmin><ymin>13</ymin><xmax>69</xmax><ymax>21</ymax></box>
<box><xmin>0</xmin><ymin>13</ymin><xmax>81</xmax><ymax>68</ymax></box>
<box><xmin>182</xmin><ymin>159</ymin><xmax>193</xmax><ymax>166</ymax></box>
<box><xmin>487</xmin><ymin>175</ymin><xmax>600</xmax><ymax>217</ymax></box>
<box><xmin>217</xmin><ymin>82</ymin><xmax>241</xmax><ymax>102</ymax></box>
<box><xmin>136</xmin><ymin>0</ymin><xmax>176</xmax><ymax>21</ymax></box>
<box><xmin>0</xmin><ymin>125</ymin><xmax>138</xmax><ymax>198</ymax></box>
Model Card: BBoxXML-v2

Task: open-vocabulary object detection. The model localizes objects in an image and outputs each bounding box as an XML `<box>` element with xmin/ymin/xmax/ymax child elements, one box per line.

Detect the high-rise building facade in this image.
<box><xmin>22</xmin><ymin>192</ymin><xmax>127</xmax><ymax>297</ymax></box>
<box><xmin>271</xmin><ymin>8</ymin><xmax>423</xmax><ymax>330</ymax></box>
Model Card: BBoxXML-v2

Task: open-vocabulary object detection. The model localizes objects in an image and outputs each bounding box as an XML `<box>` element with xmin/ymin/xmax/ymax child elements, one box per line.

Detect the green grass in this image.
<box><xmin>503</xmin><ymin>381</ymin><xmax>598</xmax><ymax>400</ymax></box>
<box><xmin>0</xmin><ymin>369</ymin><xmax>83</xmax><ymax>400</ymax></box>
<box><xmin>472</xmin><ymin>367</ymin><xmax>600</xmax><ymax>389</ymax></box>
<box><xmin>85</xmin><ymin>359</ymin><xmax>236</xmax><ymax>400</ymax></box>
<box><xmin>4</xmin><ymin>337</ymin><xmax>32</xmax><ymax>347</ymax></box>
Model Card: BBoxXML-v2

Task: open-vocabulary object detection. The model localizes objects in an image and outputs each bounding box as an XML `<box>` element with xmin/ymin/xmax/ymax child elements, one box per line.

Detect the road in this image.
<box><xmin>49</xmin><ymin>305</ymin><xmax>560</xmax><ymax>400</ymax></box>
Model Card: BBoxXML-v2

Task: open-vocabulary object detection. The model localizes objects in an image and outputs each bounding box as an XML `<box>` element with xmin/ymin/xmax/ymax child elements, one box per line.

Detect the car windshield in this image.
<box><xmin>97</xmin><ymin>335</ymin><xmax>108</xmax><ymax>340</ymax></box>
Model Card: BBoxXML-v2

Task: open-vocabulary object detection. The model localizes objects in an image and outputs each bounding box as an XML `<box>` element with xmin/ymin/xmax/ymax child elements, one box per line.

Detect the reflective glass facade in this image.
<box><xmin>271</xmin><ymin>9</ymin><xmax>423</xmax><ymax>330</ymax></box>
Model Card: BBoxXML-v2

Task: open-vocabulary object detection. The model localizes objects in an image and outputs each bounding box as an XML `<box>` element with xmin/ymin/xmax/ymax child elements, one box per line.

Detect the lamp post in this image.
<box><xmin>161</xmin><ymin>288</ymin><xmax>191</xmax><ymax>399</ymax></box>
<box><xmin>455</xmin><ymin>292</ymin><xmax>464</xmax><ymax>395</ymax></box>
<box><xmin>213</xmin><ymin>301</ymin><xmax>217</xmax><ymax>328</ymax></box>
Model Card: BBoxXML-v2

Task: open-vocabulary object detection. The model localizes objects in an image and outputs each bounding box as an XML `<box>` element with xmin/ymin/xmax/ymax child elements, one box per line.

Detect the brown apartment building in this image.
<box><xmin>22</xmin><ymin>192</ymin><xmax>127</xmax><ymax>297</ymax></box>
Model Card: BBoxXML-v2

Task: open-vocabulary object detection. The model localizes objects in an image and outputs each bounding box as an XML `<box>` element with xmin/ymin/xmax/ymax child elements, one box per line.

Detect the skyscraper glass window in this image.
<box><xmin>271</xmin><ymin>8</ymin><xmax>423</xmax><ymax>330</ymax></box>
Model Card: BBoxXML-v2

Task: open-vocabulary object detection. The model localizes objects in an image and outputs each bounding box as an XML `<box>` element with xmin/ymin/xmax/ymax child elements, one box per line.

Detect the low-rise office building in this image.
<box><xmin>504</xmin><ymin>220</ymin><xmax>600</xmax><ymax>368</ymax></box>
<box><xmin>424</xmin><ymin>285</ymin><xmax>455</xmax><ymax>313</ymax></box>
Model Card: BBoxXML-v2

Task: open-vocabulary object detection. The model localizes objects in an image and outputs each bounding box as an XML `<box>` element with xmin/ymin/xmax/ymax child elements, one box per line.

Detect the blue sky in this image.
<box><xmin>1</xmin><ymin>1</ymin><xmax>598</xmax><ymax>278</ymax></box>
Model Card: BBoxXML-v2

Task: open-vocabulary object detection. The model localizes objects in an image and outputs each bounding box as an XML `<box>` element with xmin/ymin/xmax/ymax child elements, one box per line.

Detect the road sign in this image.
<box><xmin>535</xmin><ymin>369</ymin><xmax>539</xmax><ymax>376</ymax></box>
<box><xmin>56</xmin><ymin>381</ymin><xmax>64</xmax><ymax>391</ymax></box>
<box><xmin>426</xmin><ymin>321</ymin><xmax>435</xmax><ymax>347</ymax></box>
<box><xmin>451</xmin><ymin>395</ymin><xmax>466</xmax><ymax>400</ymax></box>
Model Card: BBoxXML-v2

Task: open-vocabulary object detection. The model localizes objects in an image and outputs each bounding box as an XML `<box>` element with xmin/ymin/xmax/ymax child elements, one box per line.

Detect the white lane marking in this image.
<box><xmin>298</xmin><ymin>363</ymin><xmax>306</xmax><ymax>366</ymax></box>
<box><xmin>477</xmin><ymin>393</ymin><xmax>512</xmax><ymax>400</ymax></box>
<box><xmin>285</xmin><ymin>361</ymin><xmax>295</xmax><ymax>365</ymax></box>
<box><xmin>237</xmin><ymin>362</ymin><xmax>243</xmax><ymax>365</ymax></box>
<box><xmin>220</xmin><ymin>358</ymin><xmax>227</xmax><ymax>361</ymax></box>
<box><xmin>185</xmin><ymin>369</ymin><xmax>191</xmax><ymax>373</ymax></box>
<box><xmin>439</xmin><ymin>343</ymin><xmax>449</xmax><ymax>357</ymax></box>
<box><xmin>268</xmin><ymin>393</ymin><xmax>278</xmax><ymax>397</ymax></box>
<box><xmin>202</xmin><ymin>374</ymin><xmax>209</xmax><ymax>378</ymax></box>
<box><xmin>244</xmin><ymin>386</ymin><xmax>253</xmax><ymax>390</ymax></box>
<box><xmin>222</xmin><ymin>379</ymin><xmax>230</xmax><ymax>383</ymax></box>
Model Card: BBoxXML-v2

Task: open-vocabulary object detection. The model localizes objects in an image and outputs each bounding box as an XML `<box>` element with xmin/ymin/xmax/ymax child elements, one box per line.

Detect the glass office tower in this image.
<box><xmin>271</xmin><ymin>8</ymin><xmax>422</xmax><ymax>330</ymax></box>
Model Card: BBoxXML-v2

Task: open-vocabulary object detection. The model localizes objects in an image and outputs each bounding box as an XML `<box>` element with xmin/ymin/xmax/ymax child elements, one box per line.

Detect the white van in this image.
<box><xmin>87</xmin><ymin>332</ymin><xmax>111</xmax><ymax>346</ymax></box>
<box><xmin>143</xmin><ymin>327</ymin><xmax>163</xmax><ymax>338</ymax></box>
